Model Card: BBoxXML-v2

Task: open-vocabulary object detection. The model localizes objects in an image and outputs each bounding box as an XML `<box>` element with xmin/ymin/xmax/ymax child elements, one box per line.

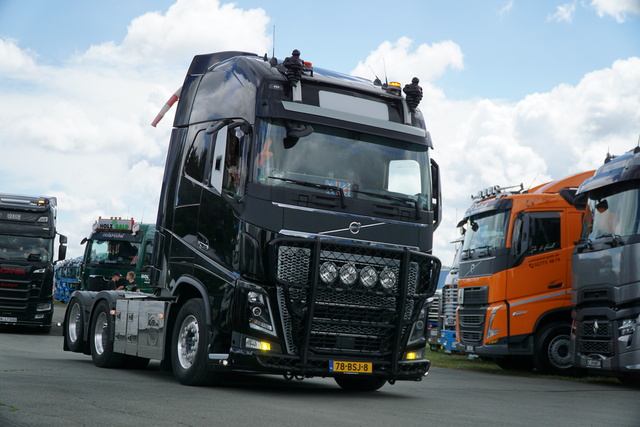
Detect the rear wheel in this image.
<box><xmin>90</xmin><ymin>300</ymin><xmax>127</xmax><ymax>368</ymax></box>
<box><xmin>534</xmin><ymin>323</ymin><xmax>574</xmax><ymax>375</ymax></box>
<box><xmin>334</xmin><ymin>376</ymin><xmax>387</xmax><ymax>391</ymax></box>
<box><xmin>65</xmin><ymin>298</ymin><xmax>85</xmax><ymax>352</ymax></box>
<box><xmin>171</xmin><ymin>299</ymin><xmax>220</xmax><ymax>386</ymax></box>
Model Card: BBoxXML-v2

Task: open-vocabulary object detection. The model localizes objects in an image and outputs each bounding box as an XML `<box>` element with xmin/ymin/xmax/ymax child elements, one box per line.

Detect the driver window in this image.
<box><xmin>528</xmin><ymin>213</ymin><xmax>561</xmax><ymax>255</ymax></box>
<box><xmin>184</xmin><ymin>131</ymin><xmax>210</xmax><ymax>183</ymax></box>
<box><xmin>223</xmin><ymin>129</ymin><xmax>244</xmax><ymax>197</ymax></box>
<box><xmin>209</xmin><ymin>126</ymin><xmax>246</xmax><ymax>198</ymax></box>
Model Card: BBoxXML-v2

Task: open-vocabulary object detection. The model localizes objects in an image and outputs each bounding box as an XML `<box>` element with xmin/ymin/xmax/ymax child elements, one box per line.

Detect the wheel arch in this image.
<box><xmin>162</xmin><ymin>276</ymin><xmax>212</xmax><ymax>364</ymax></box>
<box><xmin>533</xmin><ymin>307</ymin><xmax>572</xmax><ymax>334</ymax></box>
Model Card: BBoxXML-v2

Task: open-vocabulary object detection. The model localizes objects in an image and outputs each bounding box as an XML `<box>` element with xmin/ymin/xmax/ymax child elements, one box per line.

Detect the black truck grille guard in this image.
<box><xmin>270</xmin><ymin>237</ymin><xmax>440</xmax><ymax>374</ymax></box>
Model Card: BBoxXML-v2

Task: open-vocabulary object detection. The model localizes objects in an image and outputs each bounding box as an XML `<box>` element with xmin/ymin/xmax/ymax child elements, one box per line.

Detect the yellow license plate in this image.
<box><xmin>329</xmin><ymin>361</ymin><xmax>373</xmax><ymax>373</ymax></box>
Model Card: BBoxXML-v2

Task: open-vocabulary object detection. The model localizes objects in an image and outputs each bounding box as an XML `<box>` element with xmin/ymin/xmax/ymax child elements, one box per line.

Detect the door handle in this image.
<box><xmin>548</xmin><ymin>283</ymin><xmax>562</xmax><ymax>289</ymax></box>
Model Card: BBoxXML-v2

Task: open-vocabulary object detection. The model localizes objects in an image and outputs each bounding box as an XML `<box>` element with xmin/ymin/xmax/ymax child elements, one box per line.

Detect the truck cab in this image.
<box><xmin>78</xmin><ymin>218</ymin><xmax>155</xmax><ymax>293</ymax></box>
<box><xmin>455</xmin><ymin>171</ymin><xmax>593</xmax><ymax>374</ymax></box>
<box><xmin>571</xmin><ymin>146</ymin><xmax>640</xmax><ymax>383</ymax></box>
<box><xmin>0</xmin><ymin>194</ymin><xmax>67</xmax><ymax>333</ymax></box>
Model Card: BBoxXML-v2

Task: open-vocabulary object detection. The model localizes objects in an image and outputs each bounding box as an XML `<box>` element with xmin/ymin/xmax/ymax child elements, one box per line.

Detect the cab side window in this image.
<box><xmin>209</xmin><ymin>125</ymin><xmax>247</xmax><ymax>199</ymax></box>
<box><xmin>223</xmin><ymin>129</ymin><xmax>245</xmax><ymax>197</ymax></box>
<box><xmin>529</xmin><ymin>213</ymin><xmax>561</xmax><ymax>255</ymax></box>
<box><xmin>184</xmin><ymin>131</ymin><xmax>210</xmax><ymax>183</ymax></box>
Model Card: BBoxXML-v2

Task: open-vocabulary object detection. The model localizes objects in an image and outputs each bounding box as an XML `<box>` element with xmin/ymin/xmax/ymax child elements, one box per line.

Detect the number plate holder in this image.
<box><xmin>0</xmin><ymin>316</ymin><xmax>18</xmax><ymax>323</ymax></box>
<box><xmin>329</xmin><ymin>360</ymin><xmax>373</xmax><ymax>374</ymax></box>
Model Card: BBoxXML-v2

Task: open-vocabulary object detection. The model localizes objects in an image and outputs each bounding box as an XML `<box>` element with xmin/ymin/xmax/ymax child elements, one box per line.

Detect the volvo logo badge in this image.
<box><xmin>349</xmin><ymin>222</ymin><xmax>361</xmax><ymax>234</ymax></box>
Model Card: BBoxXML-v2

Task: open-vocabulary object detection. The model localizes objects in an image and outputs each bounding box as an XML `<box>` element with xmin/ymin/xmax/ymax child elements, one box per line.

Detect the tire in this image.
<box><xmin>65</xmin><ymin>298</ymin><xmax>85</xmax><ymax>352</ymax></box>
<box><xmin>171</xmin><ymin>299</ymin><xmax>220</xmax><ymax>386</ymax></box>
<box><xmin>534</xmin><ymin>323</ymin><xmax>574</xmax><ymax>375</ymax></box>
<box><xmin>494</xmin><ymin>356</ymin><xmax>534</xmax><ymax>372</ymax></box>
<box><xmin>429</xmin><ymin>344</ymin><xmax>439</xmax><ymax>352</ymax></box>
<box><xmin>334</xmin><ymin>376</ymin><xmax>387</xmax><ymax>392</ymax></box>
<box><xmin>90</xmin><ymin>300</ymin><xmax>127</xmax><ymax>368</ymax></box>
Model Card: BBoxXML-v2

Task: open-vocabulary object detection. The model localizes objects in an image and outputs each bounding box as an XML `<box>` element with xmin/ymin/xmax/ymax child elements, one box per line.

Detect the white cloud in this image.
<box><xmin>430</xmin><ymin>56</ymin><xmax>640</xmax><ymax>264</ymax></box>
<box><xmin>498</xmin><ymin>0</ymin><xmax>514</xmax><ymax>17</ymax></box>
<box><xmin>76</xmin><ymin>0</ymin><xmax>271</xmax><ymax>67</ymax></box>
<box><xmin>547</xmin><ymin>2</ymin><xmax>577</xmax><ymax>23</ymax></box>
<box><xmin>351</xmin><ymin>37</ymin><xmax>464</xmax><ymax>86</ymax></box>
<box><xmin>590</xmin><ymin>0</ymin><xmax>640</xmax><ymax>22</ymax></box>
<box><xmin>0</xmin><ymin>0</ymin><xmax>273</xmax><ymax>258</ymax></box>
<box><xmin>0</xmin><ymin>38</ymin><xmax>37</xmax><ymax>75</ymax></box>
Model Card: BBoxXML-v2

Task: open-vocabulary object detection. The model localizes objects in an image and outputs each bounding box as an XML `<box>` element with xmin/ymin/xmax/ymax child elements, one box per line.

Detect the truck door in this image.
<box><xmin>507</xmin><ymin>211</ymin><xmax>565</xmax><ymax>337</ymax></box>
<box><xmin>196</xmin><ymin>124</ymin><xmax>247</xmax><ymax>272</ymax></box>
<box><xmin>172</xmin><ymin>128</ymin><xmax>211</xmax><ymax>274</ymax></box>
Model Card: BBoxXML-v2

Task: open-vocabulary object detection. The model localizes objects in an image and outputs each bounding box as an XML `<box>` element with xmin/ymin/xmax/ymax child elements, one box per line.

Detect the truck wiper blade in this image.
<box><xmin>268</xmin><ymin>176</ymin><xmax>346</xmax><ymax>208</ymax></box>
<box><xmin>352</xmin><ymin>189</ymin><xmax>421</xmax><ymax>220</ymax></box>
<box><xmin>596</xmin><ymin>233</ymin><xmax>624</xmax><ymax>246</ymax></box>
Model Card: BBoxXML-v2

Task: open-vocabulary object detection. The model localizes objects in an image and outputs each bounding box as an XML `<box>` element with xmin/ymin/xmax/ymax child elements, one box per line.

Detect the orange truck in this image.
<box><xmin>454</xmin><ymin>171</ymin><xmax>594</xmax><ymax>375</ymax></box>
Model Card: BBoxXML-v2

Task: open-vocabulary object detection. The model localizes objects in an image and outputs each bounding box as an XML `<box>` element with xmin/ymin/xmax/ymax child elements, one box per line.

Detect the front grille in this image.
<box><xmin>580</xmin><ymin>320</ymin><xmax>612</xmax><ymax>338</ymax></box>
<box><xmin>461</xmin><ymin>286</ymin><xmax>488</xmax><ymax>305</ymax></box>
<box><xmin>442</xmin><ymin>284</ymin><xmax>458</xmax><ymax>330</ymax></box>
<box><xmin>580</xmin><ymin>340</ymin><xmax>614</xmax><ymax>355</ymax></box>
<box><xmin>0</xmin><ymin>283</ymin><xmax>31</xmax><ymax>311</ymax></box>
<box><xmin>273</xmin><ymin>238</ymin><xmax>440</xmax><ymax>358</ymax></box>
<box><xmin>459</xmin><ymin>314</ymin><xmax>483</xmax><ymax>327</ymax></box>
<box><xmin>460</xmin><ymin>331</ymin><xmax>482</xmax><ymax>342</ymax></box>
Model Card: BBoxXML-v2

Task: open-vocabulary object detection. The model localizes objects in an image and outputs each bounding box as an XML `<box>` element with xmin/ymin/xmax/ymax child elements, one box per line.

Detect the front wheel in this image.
<box><xmin>90</xmin><ymin>300</ymin><xmax>127</xmax><ymax>368</ymax></box>
<box><xmin>334</xmin><ymin>375</ymin><xmax>387</xmax><ymax>391</ymax></box>
<box><xmin>65</xmin><ymin>298</ymin><xmax>85</xmax><ymax>352</ymax></box>
<box><xmin>171</xmin><ymin>299</ymin><xmax>220</xmax><ymax>386</ymax></box>
<box><xmin>534</xmin><ymin>323</ymin><xmax>575</xmax><ymax>375</ymax></box>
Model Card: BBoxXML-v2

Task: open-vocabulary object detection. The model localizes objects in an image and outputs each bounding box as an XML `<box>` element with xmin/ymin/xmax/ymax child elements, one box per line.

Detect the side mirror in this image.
<box><xmin>58</xmin><ymin>234</ymin><xmax>68</xmax><ymax>261</ymax></box>
<box><xmin>431</xmin><ymin>158</ymin><xmax>441</xmax><ymax>229</ymax></box>
<box><xmin>58</xmin><ymin>244</ymin><xmax>67</xmax><ymax>261</ymax></box>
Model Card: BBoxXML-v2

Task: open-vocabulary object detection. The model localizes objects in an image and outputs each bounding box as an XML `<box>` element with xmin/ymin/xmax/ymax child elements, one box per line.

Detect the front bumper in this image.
<box><xmin>209</xmin><ymin>348</ymin><xmax>431</xmax><ymax>381</ymax></box>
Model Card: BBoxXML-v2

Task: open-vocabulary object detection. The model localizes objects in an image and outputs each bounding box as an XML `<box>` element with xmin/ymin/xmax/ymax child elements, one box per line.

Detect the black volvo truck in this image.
<box><xmin>63</xmin><ymin>50</ymin><xmax>442</xmax><ymax>390</ymax></box>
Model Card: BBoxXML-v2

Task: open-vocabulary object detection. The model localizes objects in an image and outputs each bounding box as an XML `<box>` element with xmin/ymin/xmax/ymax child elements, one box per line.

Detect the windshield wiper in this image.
<box><xmin>352</xmin><ymin>189</ymin><xmax>421</xmax><ymax>220</ymax></box>
<box><xmin>268</xmin><ymin>176</ymin><xmax>347</xmax><ymax>208</ymax></box>
<box><xmin>596</xmin><ymin>233</ymin><xmax>624</xmax><ymax>247</ymax></box>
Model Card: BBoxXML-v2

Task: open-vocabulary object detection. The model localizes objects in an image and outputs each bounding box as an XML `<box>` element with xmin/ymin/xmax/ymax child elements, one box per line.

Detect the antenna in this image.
<box><xmin>526</xmin><ymin>173</ymin><xmax>539</xmax><ymax>191</ymax></box>
<box><xmin>368</xmin><ymin>65</ymin><xmax>382</xmax><ymax>86</ymax></box>
<box><xmin>272</xmin><ymin>25</ymin><xmax>275</xmax><ymax>58</ymax></box>
<box><xmin>383</xmin><ymin>58</ymin><xmax>388</xmax><ymax>85</ymax></box>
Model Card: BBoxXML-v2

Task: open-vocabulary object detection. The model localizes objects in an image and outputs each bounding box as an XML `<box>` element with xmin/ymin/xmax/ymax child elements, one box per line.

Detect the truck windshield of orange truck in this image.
<box><xmin>461</xmin><ymin>210</ymin><xmax>509</xmax><ymax>258</ymax></box>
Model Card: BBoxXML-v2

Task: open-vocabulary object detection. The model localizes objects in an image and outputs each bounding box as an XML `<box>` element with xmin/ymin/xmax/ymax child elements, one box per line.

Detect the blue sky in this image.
<box><xmin>0</xmin><ymin>0</ymin><xmax>639</xmax><ymax>262</ymax></box>
<box><xmin>1</xmin><ymin>0</ymin><xmax>637</xmax><ymax>100</ymax></box>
